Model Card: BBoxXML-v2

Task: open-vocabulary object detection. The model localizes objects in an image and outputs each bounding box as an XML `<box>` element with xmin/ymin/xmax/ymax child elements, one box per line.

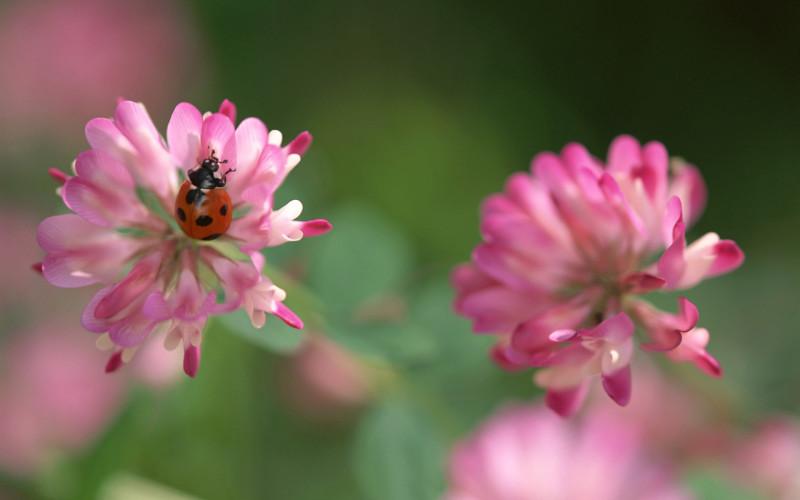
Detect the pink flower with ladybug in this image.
<box><xmin>37</xmin><ymin>99</ymin><xmax>330</xmax><ymax>377</ymax></box>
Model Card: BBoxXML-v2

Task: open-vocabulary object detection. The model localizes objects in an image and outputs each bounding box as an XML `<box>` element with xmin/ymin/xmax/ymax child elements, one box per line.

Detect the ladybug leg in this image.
<box><xmin>219</xmin><ymin>167</ymin><xmax>236</xmax><ymax>186</ymax></box>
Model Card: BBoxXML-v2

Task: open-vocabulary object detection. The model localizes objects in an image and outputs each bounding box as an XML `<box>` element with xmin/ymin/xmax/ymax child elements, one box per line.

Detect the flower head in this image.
<box><xmin>443</xmin><ymin>403</ymin><xmax>692</xmax><ymax>500</ymax></box>
<box><xmin>452</xmin><ymin>136</ymin><xmax>743</xmax><ymax>416</ymax></box>
<box><xmin>37</xmin><ymin>99</ymin><xmax>330</xmax><ymax>376</ymax></box>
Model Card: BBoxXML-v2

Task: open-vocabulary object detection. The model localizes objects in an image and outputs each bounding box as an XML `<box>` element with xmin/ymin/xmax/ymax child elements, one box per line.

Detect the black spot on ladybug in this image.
<box><xmin>220</xmin><ymin>204</ymin><xmax>228</xmax><ymax>216</ymax></box>
<box><xmin>186</xmin><ymin>188</ymin><xmax>205</xmax><ymax>206</ymax></box>
<box><xmin>195</xmin><ymin>215</ymin><xmax>213</xmax><ymax>227</ymax></box>
<box><xmin>203</xmin><ymin>233</ymin><xmax>223</xmax><ymax>241</ymax></box>
<box><xmin>176</xmin><ymin>207</ymin><xmax>186</xmax><ymax>222</ymax></box>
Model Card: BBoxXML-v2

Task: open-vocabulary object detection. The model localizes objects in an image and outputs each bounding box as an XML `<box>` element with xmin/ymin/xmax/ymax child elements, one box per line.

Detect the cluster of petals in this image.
<box><xmin>443</xmin><ymin>403</ymin><xmax>692</xmax><ymax>500</ymax></box>
<box><xmin>37</xmin><ymin>99</ymin><xmax>330</xmax><ymax>377</ymax></box>
<box><xmin>452</xmin><ymin>135</ymin><xmax>743</xmax><ymax>416</ymax></box>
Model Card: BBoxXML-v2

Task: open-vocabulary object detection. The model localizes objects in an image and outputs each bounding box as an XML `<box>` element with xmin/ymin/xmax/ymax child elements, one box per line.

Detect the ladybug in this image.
<box><xmin>175</xmin><ymin>150</ymin><xmax>236</xmax><ymax>241</ymax></box>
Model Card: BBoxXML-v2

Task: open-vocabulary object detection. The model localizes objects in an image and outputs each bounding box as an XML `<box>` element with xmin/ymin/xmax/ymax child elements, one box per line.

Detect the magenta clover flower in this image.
<box><xmin>452</xmin><ymin>135</ymin><xmax>743</xmax><ymax>416</ymax></box>
<box><xmin>37</xmin><ymin>99</ymin><xmax>330</xmax><ymax>377</ymax></box>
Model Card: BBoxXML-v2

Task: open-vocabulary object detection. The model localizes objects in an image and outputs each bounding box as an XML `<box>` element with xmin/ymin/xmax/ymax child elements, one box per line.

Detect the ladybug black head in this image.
<box><xmin>201</xmin><ymin>157</ymin><xmax>220</xmax><ymax>172</ymax></box>
<box><xmin>188</xmin><ymin>149</ymin><xmax>236</xmax><ymax>189</ymax></box>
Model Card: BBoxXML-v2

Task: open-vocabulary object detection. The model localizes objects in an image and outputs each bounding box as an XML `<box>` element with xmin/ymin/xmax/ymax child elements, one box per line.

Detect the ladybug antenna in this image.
<box><xmin>206</xmin><ymin>147</ymin><xmax>227</xmax><ymax>164</ymax></box>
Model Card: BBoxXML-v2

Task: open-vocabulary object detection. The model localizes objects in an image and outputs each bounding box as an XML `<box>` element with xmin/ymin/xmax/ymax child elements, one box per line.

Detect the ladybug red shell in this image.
<box><xmin>175</xmin><ymin>179</ymin><xmax>232</xmax><ymax>240</ymax></box>
<box><xmin>175</xmin><ymin>150</ymin><xmax>235</xmax><ymax>241</ymax></box>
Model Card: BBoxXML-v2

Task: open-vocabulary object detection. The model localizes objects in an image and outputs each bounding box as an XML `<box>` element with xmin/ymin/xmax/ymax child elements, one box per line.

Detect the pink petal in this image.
<box><xmin>663</xmin><ymin>232</ymin><xmax>741</xmax><ymax>290</ymax></box>
<box><xmin>512</xmin><ymin>299</ymin><xmax>592</xmax><ymax>354</ymax></box>
<box><xmin>274</xmin><ymin>302</ymin><xmax>303</xmax><ymax>329</ymax></box>
<box><xmin>82</xmin><ymin>286</ymin><xmax>114</xmax><ymax>333</ymax></box>
<box><xmin>218</xmin><ymin>99</ymin><xmax>237</xmax><ymax>123</ymax></box>
<box><xmin>662</xmin><ymin>196</ymin><xmax>684</xmax><ymax>247</ymax></box>
<box><xmin>693</xmin><ymin>351</ymin><xmax>723</xmax><ymax>378</ymax></box>
<box><xmin>257</xmin><ymin>143</ymin><xmax>290</xmax><ymax>186</ymax></box>
<box><xmin>707</xmin><ymin>240</ymin><xmax>745</xmax><ymax>277</ymax></box>
<box><xmin>105</xmin><ymin>351</ymin><xmax>124</xmax><ymax>373</ymax></box>
<box><xmin>63</xmin><ymin>150</ymin><xmax>155</xmax><ymax>229</ymax></box>
<box><xmin>546</xmin><ymin>383</ymin><xmax>589</xmax><ymax>417</ymax></box>
<box><xmin>639</xmin><ymin>140</ymin><xmax>668</xmax><ymax>203</ymax></box>
<box><xmin>640</xmin><ymin>329</ymin><xmax>683</xmax><ymax>352</ymax></box>
<box><xmin>108</xmin><ymin>313</ymin><xmax>157</xmax><ymax>347</ymax></box>
<box><xmin>457</xmin><ymin>286</ymin><xmax>548</xmax><ymax>334</ymax></box>
<box><xmin>37</xmin><ymin>215</ymin><xmax>146</xmax><ymax>287</ymax></box>
<box><xmin>229</xmin><ymin>117</ymin><xmax>268</xmax><ymax>192</ymax></box>
<box><xmin>674</xmin><ymin>297</ymin><xmax>699</xmax><ymax>331</ymax></box>
<box><xmin>621</xmin><ymin>272</ymin><xmax>666</xmax><ymax>294</ymax></box>
<box><xmin>200</xmin><ymin>113</ymin><xmax>237</xmax><ymax>169</ymax></box>
<box><xmin>657</xmin><ymin>221</ymin><xmax>687</xmax><ymax>289</ymax></box>
<box><xmin>48</xmin><ymin>168</ymin><xmax>71</xmax><ymax>185</ymax></box>
<box><xmin>142</xmin><ymin>291</ymin><xmax>173</xmax><ymax>321</ymax></box>
<box><xmin>167</xmin><ymin>102</ymin><xmax>203</xmax><ymax>170</ymax></box>
<box><xmin>669</xmin><ymin>161</ymin><xmax>707</xmax><ymax>227</ymax></box>
<box><xmin>301</xmin><ymin>219</ymin><xmax>332</xmax><ymax>237</ymax></box>
<box><xmin>113</xmin><ymin>101</ymin><xmax>162</xmax><ymax>144</ymax></box>
<box><xmin>561</xmin><ymin>142</ymin><xmax>602</xmax><ymax>177</ymax></box>
<box><xmin>285</xmin><ymin>131</ymin><xmax>312</xmax><ymax>156</ymax></box>
<box><xmin>602</xmin><ymin>365</ymin><xmax>631</xmax><ymax>406</ymax></box>
<box><xmin>94</xmin><ymin>248</ymin><xmax>166</xmax><ymax>318</ymax></box>
<box><xmin>549</xmin><ymin>329</ymin><xmax>578</xmax><ymax>342</ymax></box>
<box><xmin>84</xmin><ymin>117</ymin><xmax>135</xmax><ymax>161</ymax></box>
<box><xmin>606</xmin><ymin>135</ymin><xmax>641</xmax><ymax>175</ymax></box>
<box><xmin>587</xmin><ymin>312</ymin><xmax>635</xmax><ymax>343</ymax></box>
<box><xmin>667</xmin><ymin>328</ymin><xmax>723</xmax><ymax>378</ymax></box>
<box><xmin>489</xmin><ymin>342</ymin><xmax>529</xmax><ymax>371</ymax></box>
<box><xmin>183</xmin><ymin>345</ymin><xmax>200</xmax><ymax>377</ymax></box>
<box><xmin>532</xmin><ymin>152</ymin><xmax>572</xmax><ymax>192</ymax></box>
<box><xmin>599</xmin><ymin>173</ymin><xmax>647</xmax><ymax>237</ymax></box>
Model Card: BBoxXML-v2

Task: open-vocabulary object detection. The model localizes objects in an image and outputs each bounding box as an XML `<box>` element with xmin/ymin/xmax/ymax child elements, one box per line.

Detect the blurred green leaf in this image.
<box><xmin>352</xmin><ymin>398</ymin><xmax>444</xmax><ymax>500</ymax></box>
<box><xmin>308</xmin><ymin>204</ymin><xmax>414</xmax><ymax>317</ymax></box>
<box><xmin>327</xmin><ymin>320</ymin><xmax>437</xmax><ymax>365</ymax></box>
<box><xmin>215</xmin><ymin>309</ymin><xmax>305</xmax><ymax>354</ymax></box>
<box><xmin>685</xmin><ymin>470</ymin><xmax>761</xmax><ymax>500</ymax></box>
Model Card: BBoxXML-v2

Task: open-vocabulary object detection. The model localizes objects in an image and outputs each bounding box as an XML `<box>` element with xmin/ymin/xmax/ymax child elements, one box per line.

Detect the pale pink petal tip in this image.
<box><xmin>115</xmin><ymin>96</ymin><xmax>127</xmax><ymax>105</ymax></box>
<box><xmin>286</xmin><ymin>131</ymin><xmax>312</xmax><ymax>156</ymax></box>
<box><xmin>219</xmin><ymin>99</ymin><xmax>237</xmax><ymax>123</ymax></box>
<box><xmin>48</xmin><ymin>168</ymin><xmax>71</xmax><ymax>185</ymax></box>
<box><xmin>301</xmin><ymin>219</ymin><xmax>332</xmax><ymax>237</ymax></box>
<box><xmin>105</xmin><ymin>351</ymin><xmax>124</xmax><ymax>373</ymax></box>
<box><xmin>183</xmin><ymin>345</ymin><xmax>200</xmax><ymax>378</ymax></box>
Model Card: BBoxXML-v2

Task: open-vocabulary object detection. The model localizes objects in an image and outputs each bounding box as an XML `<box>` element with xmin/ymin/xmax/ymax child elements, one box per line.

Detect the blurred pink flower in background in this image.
<box><xmin>584</xmin><ymin>364</ymin><xmax>728</xmax><ymax>459</ymax></box>
<box><xmin>452</xmin><ymin>136</ymin><xmax>744</xmax><ymax>416</ymax></box>
<box><xmin>0</xmin><ymin>0</ymin><xmax>197</xmax><ymax>146</ymax></box>
<box><xmin>0</xmin><ymin>322</ymin><xmax>124</xmax><ymax>476</ymax></box>
<box><xmin>443</xmin><ymin>403</ymin><xmax>692</xmax><ymax>500</ymax></box>
<box><xmin>280</xmin><ymin>334</ymin><xmax>375</xmax><ymax>422</ymax></box>
<box><xmin>726</xmin><ymin>417</ymin><xmax>800</xmax><ymax>500</ymax></box>
<box><xmin>37</xmin><ymin>99</ymin><xmax>330</xmax><ymax>377</ymax></box>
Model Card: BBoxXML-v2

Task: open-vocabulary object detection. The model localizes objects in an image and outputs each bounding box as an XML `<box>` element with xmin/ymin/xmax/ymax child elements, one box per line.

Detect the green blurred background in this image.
<box><xmin>1</xmin><ymin>0</ymin><xmax>799</xmax><ymax>498</ymax></box>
